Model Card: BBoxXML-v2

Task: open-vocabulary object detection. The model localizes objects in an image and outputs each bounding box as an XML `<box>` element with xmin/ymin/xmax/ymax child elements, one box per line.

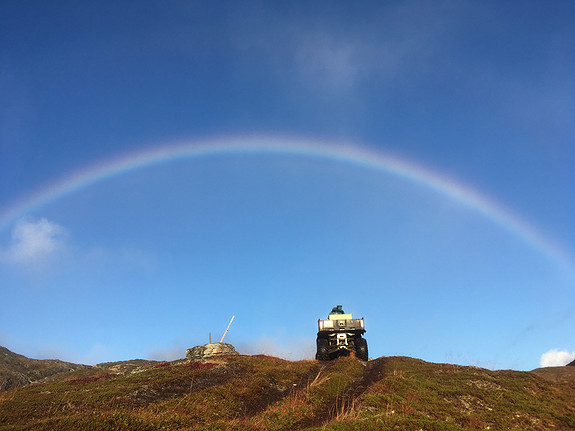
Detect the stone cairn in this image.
<box><xmin>186</xmin><ymin>342</ymin><xmax>238</xmax><ymax>361</ymax></box>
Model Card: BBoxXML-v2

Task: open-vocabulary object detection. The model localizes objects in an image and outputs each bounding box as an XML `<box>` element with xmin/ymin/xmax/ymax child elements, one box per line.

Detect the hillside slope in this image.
<box><xmin>1</xmin><ymin>355</ymin><xmax>574</xmax><ymax>430</ymax></box>
<box><xmin>0</xmin><ymin>346</ymin><xmax>90</xmax><ymax>392</ymax></box>
<box><xmin>0</xmin><ymin>346</ymin><xmax>161</xmax><ymax>393</ymax></box>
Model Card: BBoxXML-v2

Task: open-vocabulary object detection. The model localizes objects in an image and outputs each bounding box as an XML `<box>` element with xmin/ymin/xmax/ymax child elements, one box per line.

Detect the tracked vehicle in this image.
<box><xmin>316</xmin><ymin>305</ymin><xmax>368</xmax><ymax>361</ymax></box>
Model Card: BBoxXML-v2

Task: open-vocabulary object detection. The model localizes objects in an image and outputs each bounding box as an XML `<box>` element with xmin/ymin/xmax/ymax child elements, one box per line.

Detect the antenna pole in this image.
<box><xmin>220</xmin><ymin>315</ymin><xmax>235</xmax><ymax>343</ymax></box>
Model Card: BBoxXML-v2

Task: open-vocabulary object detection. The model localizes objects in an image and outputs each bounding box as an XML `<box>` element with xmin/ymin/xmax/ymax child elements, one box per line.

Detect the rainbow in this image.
<box><xmin>1</xmin><ymin>135</ymin><xmax>573</xmax><ymax>278</ymax></box>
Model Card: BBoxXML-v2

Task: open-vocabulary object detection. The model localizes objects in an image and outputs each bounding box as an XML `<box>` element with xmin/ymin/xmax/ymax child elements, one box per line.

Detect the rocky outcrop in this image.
<box><xmin>186</xmin><ymin>343</ymin><xmax>238</xmax><ymax>361</ymax></box>
<box><xmin>94</xmin><ymin>359</ymin><xmax>161</xmax><ymax>375</ymax></box>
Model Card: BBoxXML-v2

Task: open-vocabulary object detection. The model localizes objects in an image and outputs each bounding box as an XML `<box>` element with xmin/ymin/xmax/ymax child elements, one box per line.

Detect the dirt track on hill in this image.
<box><xmin>301</xmin><ymin>357</ymin><xmax>388</xmax><ymax>428</ymax></box>
<box><xmin>242</xmin><ymin>361</ymin><xmax>324</xmax><ymax>418</ymax></box>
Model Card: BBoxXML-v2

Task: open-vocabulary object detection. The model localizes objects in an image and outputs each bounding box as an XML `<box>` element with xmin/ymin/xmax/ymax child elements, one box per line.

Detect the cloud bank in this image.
<box><xmin>540</xmin><ymin>349</ymin><xmax>575</xmax><ymax>367</ymax></box>
<box><xmin>238</xmin><ymin>336</ymin><xmax>316</xmax><ymax>361</ymax></box>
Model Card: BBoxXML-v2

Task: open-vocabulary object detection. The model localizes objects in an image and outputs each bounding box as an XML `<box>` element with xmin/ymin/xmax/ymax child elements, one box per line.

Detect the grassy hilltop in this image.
<box><xmin>1</xmin><ymin>354</ymin><xmax>574</xmax><ymax>430</ymax></box>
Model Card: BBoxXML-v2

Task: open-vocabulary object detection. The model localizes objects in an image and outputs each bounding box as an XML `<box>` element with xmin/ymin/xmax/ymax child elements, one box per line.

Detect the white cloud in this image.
<box><xmin>293</xmin><ymin>33</ymin><xmax>366</xmax><ymax>95</ymax></box>
<box><xmin>0</xmin><ymin>218</ymin><xmax>68</xmax><ymax>268</ymax></box>
<box><xmin>120</xmin><ymin>247</ymin><xmax>157</xmax><ymax>271</ymax></box>
<box><xmin>81</xmin><ymin>343</ymin><xmax>114</xmax><ymax>365</ymax></box>
<box><xmin>148</xmin><ymin>343</ymin><xmax>187</xmax><ymax>362</ymax></box>
<box><xmin>27</xmin><ymin>343</ymin><xmax>112</xmax><ymax>365</ymax></box>
<box><xmin>237</xmin><ymin>336</ymin><xmax>316</xmax><ymax>361</ymax></box>
<box><xmin>540</xmin><ymin>349</ymin><xmax>575</xmax><ymax>367</ymax></box>
<box><xmin>284</xmin><ymin>2</ymin><xmax>460</xmax><ymax>98</ymax></box>
<box><xmin>232</xmin><ymin>1</ymin><xmax>463</xmax><ymax>103</ymax></box>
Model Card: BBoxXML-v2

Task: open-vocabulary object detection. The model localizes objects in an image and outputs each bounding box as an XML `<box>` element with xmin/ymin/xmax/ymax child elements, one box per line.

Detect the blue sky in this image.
<box><xmin>1</xmin><ymin>1</ymin><xmax>574</xmax><ymax>370</ymax></box>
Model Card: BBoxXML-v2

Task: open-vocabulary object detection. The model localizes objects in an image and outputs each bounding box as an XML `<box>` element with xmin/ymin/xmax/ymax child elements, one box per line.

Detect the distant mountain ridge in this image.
<box><xmin>0</xmin><ymin>346</ymin><xmax>161</xmax><ymax>392</ymax></box>
<box><xmin>0</xmin><ymin>346</ymin><xmax>89</xmax><ymax>391</ymax></box>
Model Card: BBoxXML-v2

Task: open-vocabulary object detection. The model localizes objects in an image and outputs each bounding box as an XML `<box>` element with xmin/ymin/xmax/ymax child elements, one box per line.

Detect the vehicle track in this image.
<box><xmin>298</xmin><ymin>357</ymin><xmax>389</xmax><ymax>429</ymax></box>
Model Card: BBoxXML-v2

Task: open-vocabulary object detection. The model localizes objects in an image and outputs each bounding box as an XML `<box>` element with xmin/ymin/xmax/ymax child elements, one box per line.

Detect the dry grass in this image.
<box><xmin>1</xmin><ymin>355</ymin><xmax>574</xmax><ymax>430</ymax></box>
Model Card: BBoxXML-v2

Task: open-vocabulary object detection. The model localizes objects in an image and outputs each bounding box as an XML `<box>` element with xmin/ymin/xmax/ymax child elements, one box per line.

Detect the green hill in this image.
<box><xmin>1</xmin><ymin>354</ymin><xmax>574</xmax><ymax>430</ymax></box>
